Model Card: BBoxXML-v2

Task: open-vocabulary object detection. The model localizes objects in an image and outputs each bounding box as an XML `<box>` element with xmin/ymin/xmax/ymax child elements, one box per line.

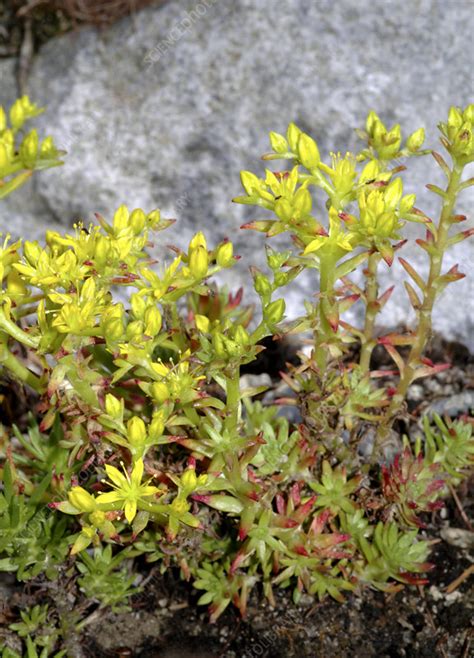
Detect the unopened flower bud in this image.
<box><xmin>69</xmin><ymin>486</ymin><xmax>96</xmax><ymax>512</ymax></box>
<box><xmin>286</xmin><ymin>122</ymin><xmax>302</xmax><ymax>152</ymax></box>
<box><xmin>181</xmin><ymin>468</ymin><xmax>198</xmax><ymax>490</ymax></box>
<box><xmin>113</xmin><ymin>205</ymin><xmax>130</xmax><ymax>232</ymax></box>
<box><xmin>147</xmin><ymin>209</ymin><xmax>161</xmax><ymax>227</ymax></box>
<box><xmin>384</xmin><ymin>178</ymin><xmax>403</xmax><ymax>210</ymax></box>
<box><xmin>20</xmin><ymin>130</ymin><xmax>38</xmax><ymax>166</ymax></box>
<box><xmin>264</xmin><ymin>298</ymin><xmax>286</xmax><ymax>324</ymax></box>
<box><xmin>297</xmin><ymin>133</ymin><xmax>320</xmax><ymax>169</ymax></box>
<box><xmin>40</xmin><ymin>136</ymin><xmax>56</xmax><ymax>156</ymax></box>
<box><xmin>151</xmin><ymin>381</ymin><xmax>169</xmax><ymax>403</ymax></box>
<box><xmin>399</xmin><ymin>193</ymin><xmax>416</xmax><ymax>215</ymax></box>
<box><xmin>105</xmin><ymin>394</ymin><xmax>123</xmax><ymax>419</ymax></box>
<box><xmin>130</xmin><ymin>208</ymin><xmax>146</xmax><ymax>235</ymax></box>
<box><xmin>189</xmin><ymin>245</ymin><xmax>208</xmax><ymax>278</ymax></box>
<box><xmin>127</xmin><ymin>416</ymin><xmax>147</xmax><ymax>446</ymax></box>
<box><xmin>253</xmin><ymin>272</ymin><xmax>272</xmax><ymax>297</ymax></box>
<box><xmin>189</xmin><ymin>231</ymin><xmax>207</xmax><ymax>251</ymax></box>
<box><xmin>233</xmin><ymin>325</ymin><xmax>249</xmax><ymax>345</ymax></box>
<box><xmin>463</xmin><ymin>104</ymin><xmax>474</xmax><ymax>125</ymax></box>
<box><xmin>24</xmin><ymin>241</ymin><xmax>41</xmax><ymax>265</ymax></box>
<box><xmin>149</xmin><ymin>412</ymin><xmax>165</xmax><ymax>439</ymax></box>
<box><xmin>269</xmin><ymin>131</ymin><xmax>288</xmax><ymax>154</ymax></box>
<box><xmin>144</xmin><ymin>305</ymin><xmax>162</xmax><ymax>336</ymax></box>
<box><xmin>240</xmin><ymin>170</ymin><xmax>260</xmax><ymax>195</ymax></box>
<box><xmin>365</xmin><ymin>110</ymin><xmax>380</xmax><ymax>137</ymax></box>
<box><xmin>216</xmin><ymin>241</ymin><xmax>234</xmax><ymax>267</ymax></box>
<box><xmin>130</xmin><ymin>293</ymin><xmax>147</xmax><ymax>319</ymax></box>
<box><xmin>448</xmin><ymin>106</ymin><xmax>463</xmax><ymax>130</ymax></box>
<box><xmin>10</xmin><ymin>99</ymin><xmax>25</xmax><ymax>130</ymax></box>
<box><xmin>406</xmin><ymin>127</ymin><xmax>425</xmax><ymax>152</ymax></box>
<box><xmin>212</xmin><ymin>332</ymin><xmax>226</xmax><ymax>357</ymax></box>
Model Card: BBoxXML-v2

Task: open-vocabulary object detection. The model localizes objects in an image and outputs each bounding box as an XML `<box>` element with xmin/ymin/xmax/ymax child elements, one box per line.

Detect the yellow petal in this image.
<box><xmin>131</xmin><ymin>458</ymin><xmax>144</xmax><ymax>486</ymax></box>
<box><xmin>124</xmin><ymin>500</ymin><xmax>137</xmax><ymax>523</ymax></box>
<box><xmin>303</xmin><ymin>237</ymin><xmax>325</xmax><ymax>255</ymax></box>
<box><xmin>104</xmin><ymin>464</ymin><xmax>127</xmax><ymax>487</ymax></box>
<box><xmin>141</xmin><ymin>485</ymin><xmax>161</xmax><ymax>497</ymax></box>
<box><xmin>96</xmin><ymin>491</ymin><xmax>122</xmax><ymax>505</ymax></box>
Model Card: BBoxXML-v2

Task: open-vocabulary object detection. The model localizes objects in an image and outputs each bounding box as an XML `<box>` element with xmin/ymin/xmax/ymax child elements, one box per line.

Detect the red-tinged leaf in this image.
<box><xmin>294</xmin><ymin>545</ymin><xmax>310</xmax><ymax>557</ymax></box>
<box><xmin>404</xmin><ymin>281</ymin><xmax>422</xmax><ymax>310</ymax></box>
<box><xmin>275</xmin><ymin>494</ymin><xmax>286</xmax><ymax>515</ymax></box>
<box><xmin>420</xmin><ymin>356</ymin><xmax>435</xmax><ymax>367</ymax></box>
<box><xmin>415</xmin><ymin>238</ymin><xmax>438</xmax><ymax>256</ymax></box>
<box><xmin>383</xmin><ymin>344</ymin><xmax>405</xmax><ymax>374</ymax></box>
<box><xmin>166</xmin><ymin>244</ymin><xmax>182</xmax><ymax>255</ymax></box>
<box><xmin>447</xmin><ymin>228</ymin><xmax>474</xmax><ymax>247</ymax></box>
<box><xmin>399</xmin><ymin>258</ymin><xmax>425</xmax><ymax>291</ymax></box>
<box><xmin>322</xmin><ymin>300</ymin><xmax>339</xmax><ymax>331</ymax></box>
<box><xmin>338</xmin><ymin>211</ymin><xmax>357</xmax><ymax>226</ymax></box>
<box><xmin>230</xmin><ymin>551</ymin><xmax>247</xmax><ymax>574</ymax></box>
<box><xmin>378</xmin><ymin>332</ymin><xmax>416</xmax><ymax>346</ymax></box>
<box><xmin>274</xmin><ymin>516</ymin><xmax>299</xmax><ymax>529</ymax></box>
<box><xmin>340</xmin><ymin>276</ymin><xmax>363</xmax><ymax>296</ymax></box>
<box><xmin>278</xmin><ymin>370</ymin><xmax>300</xmax><ymax>393</ymax></box>
<box><xmin>291</xmin><ymin>482</ymin><xmax>301</xmax><ymax>506</ymax></box>
<box><xmin>411</xmin><ymin>208</ymin><xmax>433</xmax><ymax>223</ymax></box>
<box><xmin>338</xmin><ymin>320</ymin><xmax>364</xmax><ymax>339</ymax></box>
<box><xmin>111</xmin><ymin>274</ymin><xmax>140</xmax><ymax>284</ymax></box>
<box><xmin>240</xmin><ymin>220</ymin><xmax>275</xmax><ymax>232</ymax></box>
<box><xmin>292</xmin><ymin>496</ymin><xmax>317</xmax><ymax>524</ymax></box>
<box><xmin>451</xmin><ymin>214</ymin><xmax>467</xmax><ymax>223</ymax></box>
<box><xmin>436</xmin><ymin>264</ymin><xmax>466</xmax><ymax>289</ymax></box>
<box><xmin>377</xmin><ymin>285</ymin><xmax>395</xmax><ymax>309</ymax></box>
<box><xmin>310</xmin><ymin>509</ymin><xmax>332</xmax><ymax>534</ymax></box>
<box><xmin>426</xmin><ymin>183</ymin><xmax>447</xmax><ymax>198</ymax></box>
<box><xmin>369</xmin><ymin>369</ymin><xmax>399</xmax><ymax>378</ymax></box>
<box><xmin>338</xmin><ymin>293</ymin><xmax>360</xmax><ymax>313</ymax></box>
<box><xmin>390</xmin><ymin>164</ymin><xmax>407</xmax><ymax>175</ymax></box>
<box><xmin>411</xmin><ymin>362</ymin><xmax>451</xmax><ymax>381</ymax></box>
<box><xmin>377</xmin><ymin>241</ymin><xmax>394</xmax><ymax>266</ymax></box>
<box><xmin>226</xmin><ymin>287</ymin><xmax>243</xmax><ymax>309</ymax></box>
<box><xmin>267</xmin><ymin>222</ymin><xmax>287</xmax><ymax>237</ymax></box>
<box><xmin>431</xmin><ymin>151</ymin><xmax>450</xmax><ymax>178</ymax></box>
<box><xmin>393</xmin><ymin>238</ymin><xmax>408</xmax><ymax>252</ymax></box>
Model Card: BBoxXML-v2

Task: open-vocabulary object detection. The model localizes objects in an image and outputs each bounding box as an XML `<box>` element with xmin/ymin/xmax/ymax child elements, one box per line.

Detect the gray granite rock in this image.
<box><xmin>1</xmin><ymin>0</ymin><xmax>473</xmax><ymax>344</ymax></box>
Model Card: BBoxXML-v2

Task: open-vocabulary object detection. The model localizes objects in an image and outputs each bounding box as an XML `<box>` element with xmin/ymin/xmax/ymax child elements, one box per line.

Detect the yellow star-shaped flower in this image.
<box><xmin>97</xmin><ymin>458</ymin><xmax>161</xmax><ymax>523</ymax></box>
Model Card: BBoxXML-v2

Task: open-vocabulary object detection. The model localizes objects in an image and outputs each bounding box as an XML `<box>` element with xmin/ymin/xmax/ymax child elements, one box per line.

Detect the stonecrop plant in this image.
<box><xmin>0</xmin><ymin>96</ymin><xmax>473</xmax><ymax>653</ymax></box>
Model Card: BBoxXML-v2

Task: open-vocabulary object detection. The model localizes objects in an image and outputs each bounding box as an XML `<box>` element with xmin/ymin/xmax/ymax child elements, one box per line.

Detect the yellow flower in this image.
<box><xmin>96</xmin><ymin>459</ymin><xmax>160</xmax><ymax>523</ymax></box>
<box><xmin>68</xmin><ymin>486</ymin><xmax>96</xmax><ymax>513</ymax></box>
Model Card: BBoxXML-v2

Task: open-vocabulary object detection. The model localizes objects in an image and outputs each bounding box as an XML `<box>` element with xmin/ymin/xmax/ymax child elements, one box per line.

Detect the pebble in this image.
<box><xmin>426</xmin><ymin>391</ymin><xmax>474</xmax><ymax>417</ymax></box>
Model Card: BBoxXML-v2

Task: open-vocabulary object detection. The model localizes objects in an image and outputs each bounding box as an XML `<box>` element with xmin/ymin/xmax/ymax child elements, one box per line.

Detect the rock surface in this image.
<box><xmin>1</xmin><ymin>0</ymin><xmax>473</xmax><ymax>345</ymax></box>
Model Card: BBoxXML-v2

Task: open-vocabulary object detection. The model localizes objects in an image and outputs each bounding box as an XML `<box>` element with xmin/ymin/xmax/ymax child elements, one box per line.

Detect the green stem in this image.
<box><xmin>0</xmin><ymin>310</ymin><xmax>39</xmax><ymax>348</ymax></box>
<box><xmin>0</xmin><ymin>342</ymin><xmax>42</xmax><ymax>391</ymax></box>
<box><xmin>315</xmin><ymin>252</ymin><xmax>337</xmax><ymax>371</ymax></box>
<box><xmin>359</xmin><ymin>251</ymin><xmax>382</xmax><ymax>373</ymax></box>
<box><xmin>375</xmin><ymin>159</ymin><xmax>465</xmax><ymax>451</ymax></box>
<box><xmin>224</xmin><ymin>369</ymin><xmax>241</xmax><ymax>436</ymax></box>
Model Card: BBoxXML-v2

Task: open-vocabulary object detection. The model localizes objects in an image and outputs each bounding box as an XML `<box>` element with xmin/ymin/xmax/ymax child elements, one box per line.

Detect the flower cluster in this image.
<box><xmin>0</xmin><ymin>101</ymin><xmax>472</xmax><ymax>652</ymax></box>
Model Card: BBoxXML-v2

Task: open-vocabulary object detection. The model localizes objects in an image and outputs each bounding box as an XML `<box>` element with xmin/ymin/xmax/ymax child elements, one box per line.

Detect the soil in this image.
<box><xmin>1</xmin><ymin>332</ymin><xmax>473</xmax><ymax>658</ymax></box>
